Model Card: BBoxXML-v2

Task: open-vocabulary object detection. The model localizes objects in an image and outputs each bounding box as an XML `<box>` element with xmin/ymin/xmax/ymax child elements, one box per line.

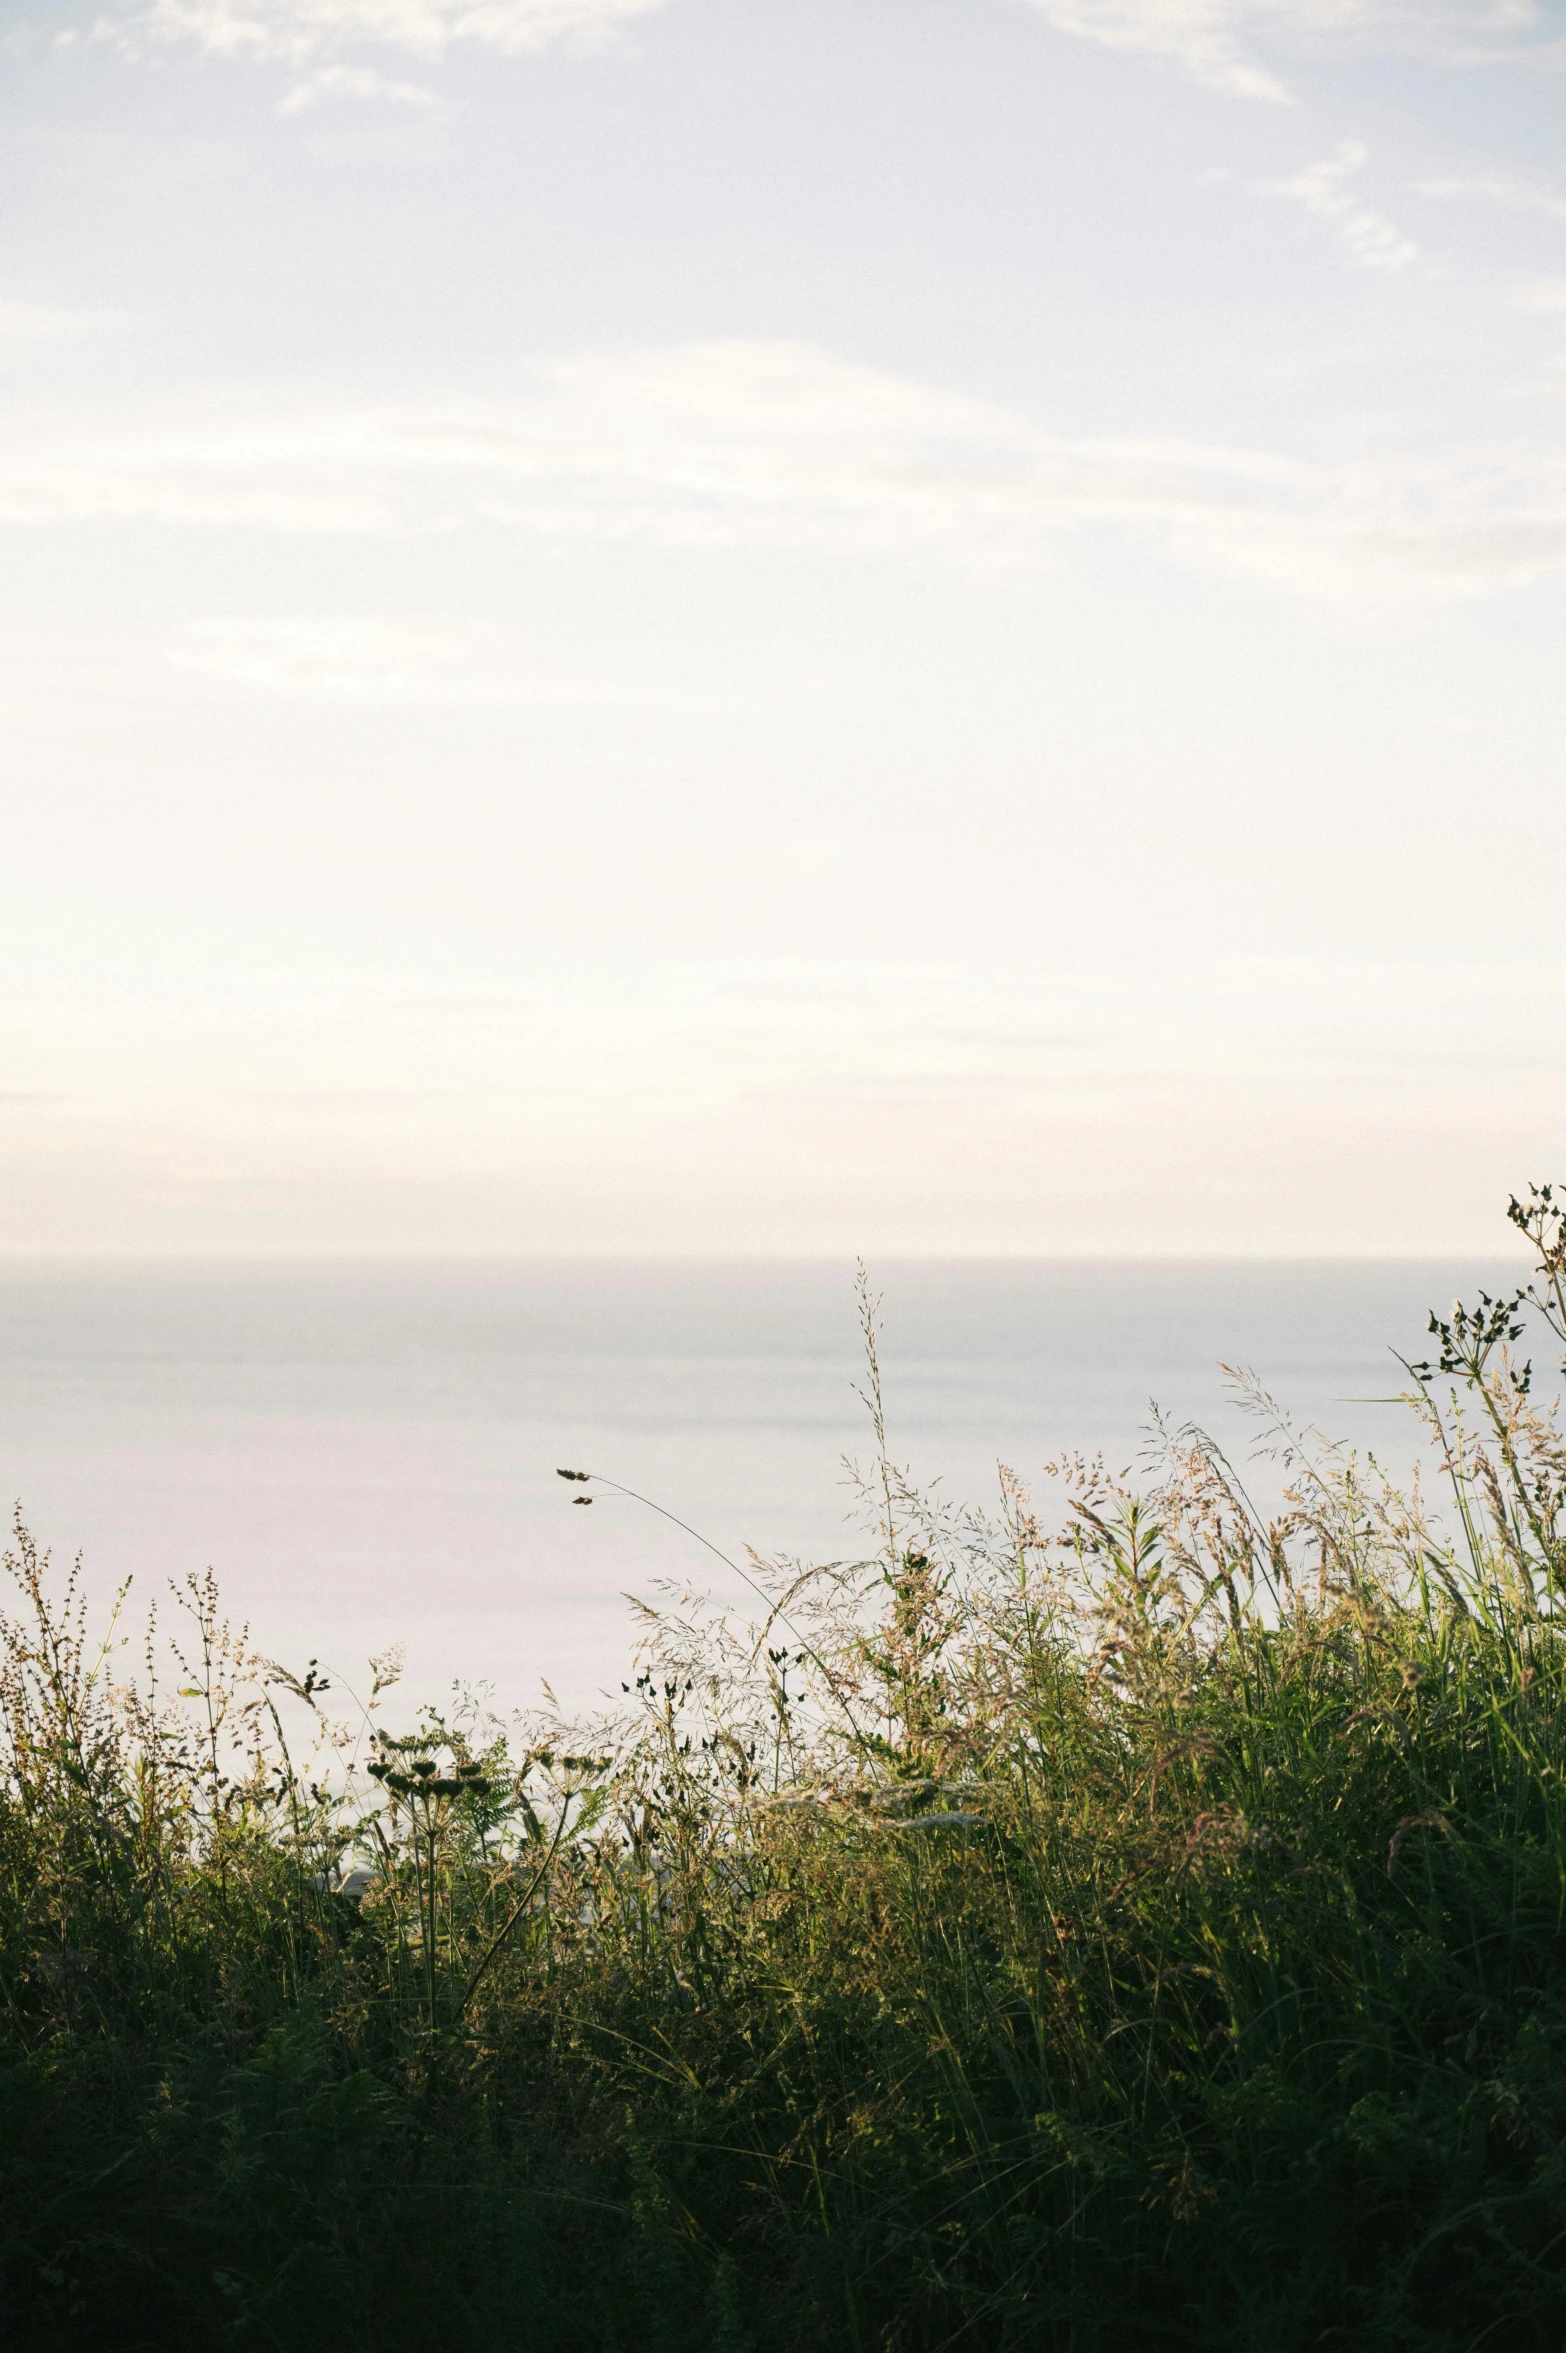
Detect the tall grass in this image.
<box><xmin>6</xmin><ymin>1188</ymin><xmax>1566</xmax><ymax>2349</ymax></box>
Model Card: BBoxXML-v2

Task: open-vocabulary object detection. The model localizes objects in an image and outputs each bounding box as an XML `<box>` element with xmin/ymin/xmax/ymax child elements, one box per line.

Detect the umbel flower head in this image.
<box><xmin>366</xmin><ymin>1750</ymin><xmax>489</xmax><ymax>1801</ymax></box>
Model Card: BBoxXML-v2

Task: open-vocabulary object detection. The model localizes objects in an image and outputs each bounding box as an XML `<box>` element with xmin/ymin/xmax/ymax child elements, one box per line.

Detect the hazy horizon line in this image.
<box><xmin>0</xmin><ymin>1249</ymin><xmax>1534</xmax><ymax>1270</ymax></box>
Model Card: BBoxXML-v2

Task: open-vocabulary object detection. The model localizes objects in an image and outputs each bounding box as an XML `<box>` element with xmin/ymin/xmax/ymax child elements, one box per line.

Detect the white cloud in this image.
<box><xmin>1269</xmin><ymin>141</ymin><xmax>1419</xmax><ymax>268</ymax></box>
<box><xmin>0</xmin><ymin>340</ymin><xmax>1563</xmax><ymax>605</ymax></box>
<box><xmin>1020</xmin><ymin>2</ymin><xmax>1563</xmax><ymax>103</ymax></box>
<box><xmin>126</xmin><ymin>0</ymin><xmax>667</xmax><ymax>66</ymax></box>
<box><xmin>161</xmin><ymin>615</ymin><xmax>725</xmax><ymax>705</ymax></box>
<box><xmin>98</xmin><ymin>0</ymin><xmax>1565</xmax><ymax>93</ymax></box>
<box><xmin>167</xmin><ymin>613</ymin><xmax>527</xmax><ymax>696</ymax></box>
<box><xmin>0</xmin><ymin>299</ymin><xmax>114</xmax><ymax>343</ymax></box>
<box><xmin>1018</xmin><ymin>1</ymin><xmax>1292</xmax><ymax>100</ymax></box>
<box><xmin>0</xmin><ymin>615</ymin><xmax>745</xmax><ymax>716</ymax></box>
<box><xmin>278</xmin><ymin>61</ymin><xmax>435</xmax><ymax>106</ymax></box>
<box><xmin>1416</xmin><ymin>174</ymin><xmax>1566</xmax><ymax>224</ymax></box>
<box><xmin>1512</xmin><ymin>280</ymin><xmax>1566</xmax><ymax>315</ymax></box>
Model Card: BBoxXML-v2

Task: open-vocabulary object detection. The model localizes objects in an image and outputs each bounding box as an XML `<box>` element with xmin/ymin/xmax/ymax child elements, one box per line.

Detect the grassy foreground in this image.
<box><xmin>7</xmin><ymin>1194</ymin><xmax>1566</xmax><ymax>2349</ymax></box>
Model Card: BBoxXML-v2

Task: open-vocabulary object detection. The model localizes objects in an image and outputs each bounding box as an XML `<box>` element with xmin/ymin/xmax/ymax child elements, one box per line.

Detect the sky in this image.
<box><xmin>2</xmin><ymin>0</ymin><xmax>1565</xmax><ymax>1257</ymax></box>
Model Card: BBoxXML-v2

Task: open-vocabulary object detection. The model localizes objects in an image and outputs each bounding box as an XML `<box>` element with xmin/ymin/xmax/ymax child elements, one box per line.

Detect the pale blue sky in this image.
<box><xmin>2</xmin><ymin>0</ymin><xmax>1565</xmax><ymax>1253</ymax></box>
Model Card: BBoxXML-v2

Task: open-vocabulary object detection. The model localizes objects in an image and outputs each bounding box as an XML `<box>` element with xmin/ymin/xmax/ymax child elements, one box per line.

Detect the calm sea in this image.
<box><xmin>0</xmin><ymin>1259</ymin><xmax>1532</xmax><ymax>1717</ymax></box>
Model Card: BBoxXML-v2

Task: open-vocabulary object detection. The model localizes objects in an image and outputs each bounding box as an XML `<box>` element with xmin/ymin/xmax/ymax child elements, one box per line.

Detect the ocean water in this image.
<box><xmin>0</xmin><ymin>1258</ymin><xmax>1533</xmax><ymax>1718</ymax></box>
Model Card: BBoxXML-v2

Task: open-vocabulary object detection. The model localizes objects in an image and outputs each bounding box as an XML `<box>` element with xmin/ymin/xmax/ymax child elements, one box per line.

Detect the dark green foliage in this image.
<box><xmin>6</xmin><ymin>1186</ymin><xmax>1566</xmax><ymax>2349</ymax></box>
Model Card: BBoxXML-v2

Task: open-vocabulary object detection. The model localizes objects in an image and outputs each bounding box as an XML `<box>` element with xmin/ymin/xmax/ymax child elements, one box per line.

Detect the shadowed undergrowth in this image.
<box><xmin>7</xmin><ymin>1188</ymin><xmax>1566</xmax><ymax>2349</ymax></box>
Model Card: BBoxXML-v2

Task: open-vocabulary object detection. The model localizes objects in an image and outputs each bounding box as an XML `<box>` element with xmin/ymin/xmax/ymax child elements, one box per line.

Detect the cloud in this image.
<box><xmin>1</xmin><ymin>340</ymin><xmax>1563</xmax><ymax>605</ymax></box>
<box><xmin>1019</xmin><ymin>2</ymin><xmax>1564</xmax><ymax>103</ymax></box>
<box><xmin>1268</xmin><ymin>141</ymin><xmax>1419</xmax><ymax>269</ymax></box>
<box><xmin>1512</xmin><ymin>280</ymin><xmax>1566</xmax><ymax>315</ymax></box>
<box><xmin>167</xmin><ymin>614</ymin><xmax>532</xmax><ymax>697</ymax></box>
<box><xmin>161</xmin><ymin>615</ymin><xmax>725</xmax><ymax>705</ymax></box>
<box><xmin>0</xmin><ymin>299</ymin><xmax>115</xmax><ymax>342</ymax></box>
<box><xmin>125</xmin><ymin>0</ymin><xmax>668</xmax><ymax>66</ymax></box>
<box><xmin>1417</xmin><ymin>175</ymin><xmax>1566</xmax><ymax>225</ymax></box>
<box><xmin>277</xmin><ymin>61</ymin><xmax>436</xmax><ymax>106</ymax></box>
<box><xmin>0</xmin><ymin>615</ymin><xmax>745</xmax><ymax>716</ymax></box>
<box><xmin>98</xmin><ymin>0</ymin><xmax>1565</xmax><ymax>96</ymax></box>
<box><xmin>1017</xmin><ymin>1</ymin><xmax>1292</xmax><ymax>100</ymax></box>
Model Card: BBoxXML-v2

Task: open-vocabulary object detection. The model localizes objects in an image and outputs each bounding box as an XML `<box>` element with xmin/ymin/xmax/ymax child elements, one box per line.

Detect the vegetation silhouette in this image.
<box><xmin>6</xmin><ymin>1186</ymin><xmax>1566</xmax><ymax>2348</ymax></box>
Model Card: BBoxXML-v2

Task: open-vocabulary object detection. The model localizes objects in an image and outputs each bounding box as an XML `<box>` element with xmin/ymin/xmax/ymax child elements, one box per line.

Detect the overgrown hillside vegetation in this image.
<box><xmin>7</xmin><ymin>1191</ymin><xmax>1566</xmax><ymax>2350</ymax></box>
